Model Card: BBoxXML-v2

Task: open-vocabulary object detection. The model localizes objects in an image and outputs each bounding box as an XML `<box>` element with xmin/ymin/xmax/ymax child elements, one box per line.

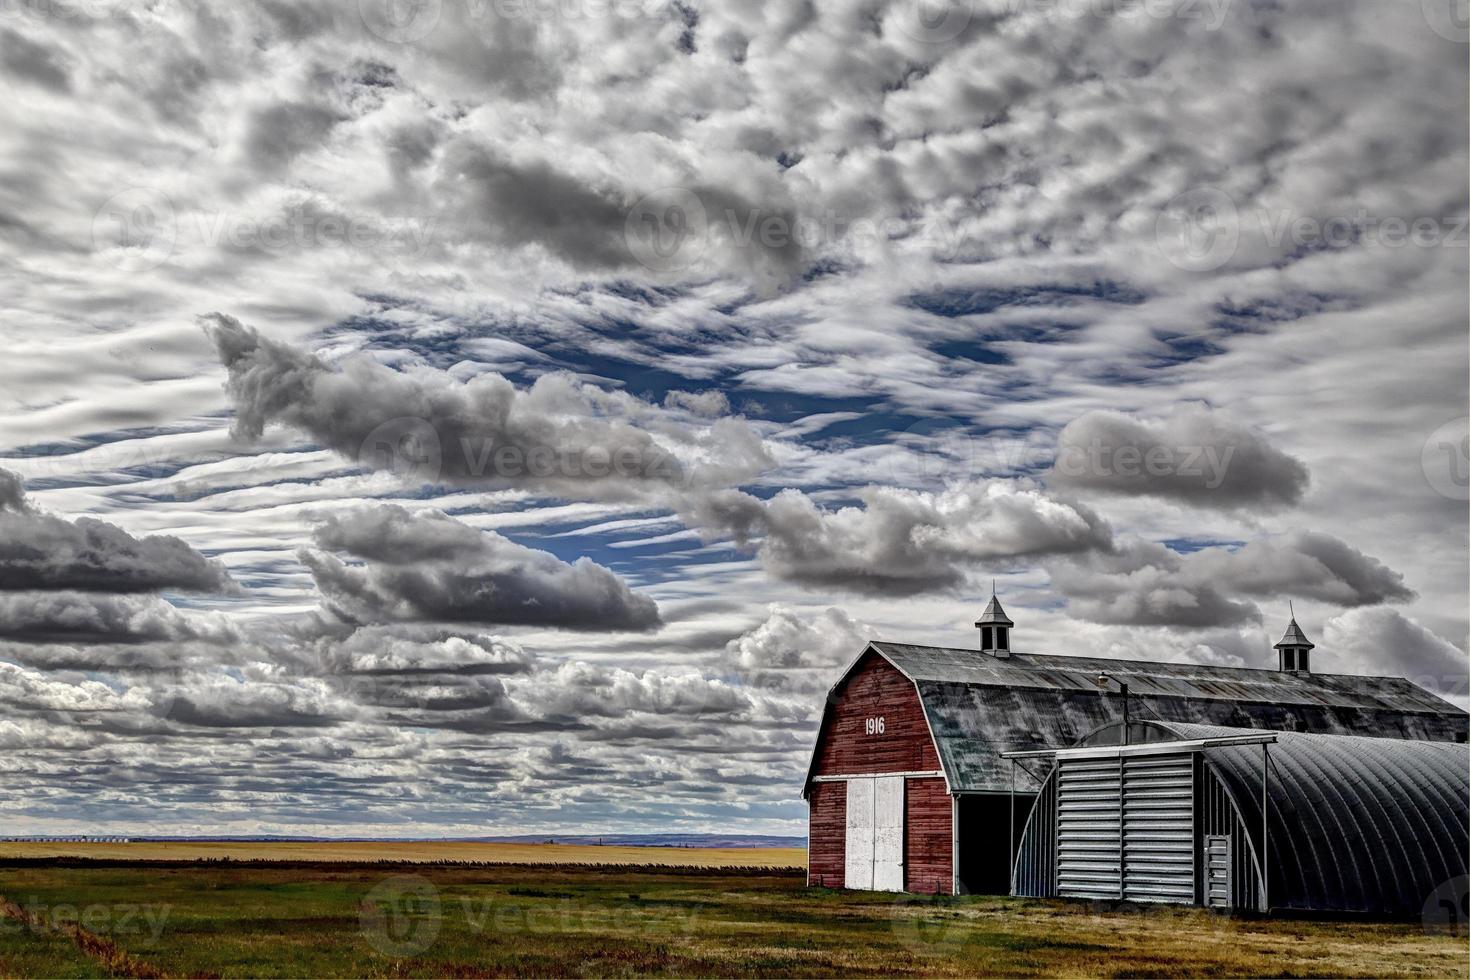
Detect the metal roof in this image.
<box><xmin>838</xmin><ymin>642</ymin><xmax>1467</xmax><ymax>794</ymax></box>
<box><xmin>974</xmin><ymin>595</ymin><xmax>1013</xmax><ymax>627</ymax></box>
<box><xmin>1103</xmin><ymin>721</ymin><xmax>1470</xmax><ymax>915</ymax></box>
<box><xmin>1275</xmin><ymin>618</ymin><xmax>1315</xmax><ymax>650</ymax></box>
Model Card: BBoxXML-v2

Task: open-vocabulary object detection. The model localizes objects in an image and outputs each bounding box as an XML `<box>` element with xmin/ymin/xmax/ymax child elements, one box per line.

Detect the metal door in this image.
<box><xmin>844</xmin><ymin>777</ymin><xmax>874</xmax><ymax>889</ymax></box>
<box><xmin>872</xmin><ymin>776</ymin><xmax>905</xmax><ymax>892</ymax></box>
<box><xmin>1056</xmin><ymin>758</ymin><xmax>1122</xmax><ymax>899</ymax></box>
<box><xmin>1204</xmin><ymin>835</ymin><xmax>1232</xmax><ymax>908</ymax></box>
<box><xmin>1121</xmin><ymin>754</ymin><xmax>1195</xmax><ymax>903</ymax></box>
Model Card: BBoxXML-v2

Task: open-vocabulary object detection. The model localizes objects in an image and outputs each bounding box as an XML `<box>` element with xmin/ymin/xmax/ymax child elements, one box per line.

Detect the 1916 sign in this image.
<box><xmin>864</xmin><ymin>716</ymin><xmax>886</xmax><ymax>735</ymax></box>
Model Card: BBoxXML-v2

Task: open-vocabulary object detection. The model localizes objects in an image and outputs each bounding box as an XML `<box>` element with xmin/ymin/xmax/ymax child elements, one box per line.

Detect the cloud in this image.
<box><xmin>683</xmin><ymin>480</ymin><xmax>1113</xmax><ymax>594</ymax></box>
<box><xmin>204</xmin><ymin>314</ymin><xmax>770</xmax><ymax>500</ymax></box>
<box><xmin>1048</xmin><ymin>540</ymin><xmax>1262</xmax><ymax>628</ymax></box>
<box><xmin>1051</xmin><ymin>530</ymin><xmax>1414</xmax><ymax>628</ymax></box>
<box><xmin>1193</xmin><ymin>531</ymin><xmax>1415</xmax><ymax>607</ymax></box>
<box><xmin>1321</xmin><ymin>607</ymin><xmax>1467</xmax><ymax>699</ymax></box>
<box><xmin>0</xmin><ymin>470</ymin><xmax>233</xmax><ymax>594</ymax></box>
<box><xmin>1049</xmin><ymin>407</ymin><xmax>1310</xmax><ymax>510</ymax></box>
<box><xmin>303</xmin><ymin>504</ymin><xmax>661</xmax><ymax>631</ymax></box>
<box><xmin>0</xmin><ymin>592</ymin><xmax>241</xmax><ymax>645</ymax></box>
<box><xmin>726</xmin><ymin>605</ymin><xmax>872</xmax><ymax>692</ymax></box>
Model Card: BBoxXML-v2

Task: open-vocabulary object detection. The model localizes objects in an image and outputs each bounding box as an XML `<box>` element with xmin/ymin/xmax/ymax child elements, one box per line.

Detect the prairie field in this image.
<box><xmin>0</xmin><ymin>841</ymin><xmax>803</xmax><ymax>870</ymax></box>
<box><xmin>0</xmin><ymin>856</ymin><xmax>1464</xmax><ymax>979</ymax></box>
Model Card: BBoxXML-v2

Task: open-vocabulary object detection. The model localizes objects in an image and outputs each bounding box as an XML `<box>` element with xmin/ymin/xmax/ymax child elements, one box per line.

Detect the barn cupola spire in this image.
<box><xmin>1275</xmin><ymin>604</ymin><xmax>1315</xmax><ymax>673</ymax></box>
<box><xmin>975</xmin><ymin>582</ymin><xmax>1014</xmax><ymax>658</ymax></box>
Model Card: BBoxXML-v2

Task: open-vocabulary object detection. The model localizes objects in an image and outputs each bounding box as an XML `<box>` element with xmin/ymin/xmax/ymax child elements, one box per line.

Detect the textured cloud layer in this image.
<box><xmin>1049</xmin><ymin>408</ymin><xmax>1311</xmax><ymax>509</ymax></box>
<box><xmin>0</xmin><ymin>469</ymin><xmax>233</xmax><ymax>594</ymax></box>
<box><xmin>206</xmin><ymin>314</ymin><xmax>770</xmax><ymax>500</ymax></box>
<box><xmin>684</xmin><ymin>481</ymin><xmax>1112</xmax><ymax>594</ymax></box>
<box><xmin>303</xmin><ymin>504</ymin><xmax>661</xmax><ymax>631</ymax></box>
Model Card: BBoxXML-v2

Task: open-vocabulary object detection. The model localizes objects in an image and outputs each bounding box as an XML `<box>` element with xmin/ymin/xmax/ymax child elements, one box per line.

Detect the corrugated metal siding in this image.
<box><xmin>1148</xmin><ymin>721</ymin><xmax>1470</xmax><ymax>915</ymax></box>
<box><xmin>1199</xmin><ymin>759</ymin><xmax>1262</xmax><ymax>912</ymax></box>
<box><xmin>1121</xmin><ymin>754</ymin><xmax>1194</xmax><ymax>903</ymax></box>
<box><xmin>1056</xmin><ymin>758</ymin><xmax>1123</xmax><ymax>900</ymax></box>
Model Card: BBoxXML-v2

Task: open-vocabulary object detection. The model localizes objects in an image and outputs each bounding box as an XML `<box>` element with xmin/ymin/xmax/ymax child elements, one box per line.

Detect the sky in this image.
<box><xmin>0</xmin><ymin>0</ymin><xmax>1466</xmax><ymax>838</ymax></box>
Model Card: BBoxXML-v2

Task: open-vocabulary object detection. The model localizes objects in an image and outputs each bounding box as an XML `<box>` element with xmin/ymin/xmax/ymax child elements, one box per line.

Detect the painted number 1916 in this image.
<box><xmin>864</xmin><ymin>716</ymin><xmax>885</xmax><ymax>735</ymax></box>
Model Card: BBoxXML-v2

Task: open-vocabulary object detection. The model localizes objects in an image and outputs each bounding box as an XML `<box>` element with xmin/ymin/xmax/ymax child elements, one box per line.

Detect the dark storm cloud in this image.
<box><xmin>303</xmin><ymin>504</ymin><xmax>661</xmax><ymax>631</ymax></box>
<box><xmin>0</xmin><ymin>469</ymin><xmax>234</xmax><ymax>594</ymax></box>
<box><xmin>682</xmin><ymin>480</ymin><xmax>1113</xmax><ymax>595</ymax></box>
<box><xmin>204</xmin><ymin>314</ymin><xmax>769</xmax><ymax>499</ymax></box>
<box><xmin>1049</xmin><ymin>408</ymin><xmax>1310</xmax><ymax>510</ymax></box>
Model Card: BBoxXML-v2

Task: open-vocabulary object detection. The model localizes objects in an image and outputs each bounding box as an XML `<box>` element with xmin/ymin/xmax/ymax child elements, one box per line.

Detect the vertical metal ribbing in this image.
<box><xmin>1261</xmin><ymin>743</ymin><xmax>1270</xmax><ymax>914</ymax></box>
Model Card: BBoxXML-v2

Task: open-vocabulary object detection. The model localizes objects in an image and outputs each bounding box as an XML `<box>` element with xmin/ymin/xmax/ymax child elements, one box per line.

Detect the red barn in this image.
<box><xmin>802</xmin><ymin>601</ymin><xmax>1467</xmax><ymax>895</ymax></box>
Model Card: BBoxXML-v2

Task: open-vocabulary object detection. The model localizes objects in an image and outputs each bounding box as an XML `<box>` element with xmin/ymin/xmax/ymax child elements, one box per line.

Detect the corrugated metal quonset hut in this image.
<box><xmin>801</xmin><ymin>600</ymin><xmax>1467</xmax><ymax>896</ymax></box>
<box><xmin>1008</xmin><ymin>720</ymin><xmax>1470</xmax><ymax>915</ymax></box>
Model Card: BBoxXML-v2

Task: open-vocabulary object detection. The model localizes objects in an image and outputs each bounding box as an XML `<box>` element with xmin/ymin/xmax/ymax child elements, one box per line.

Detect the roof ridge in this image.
<box><xmin>866</xmin><ymin>639</ymin><xmax>1415</xmax><ymax>684</ymax></box>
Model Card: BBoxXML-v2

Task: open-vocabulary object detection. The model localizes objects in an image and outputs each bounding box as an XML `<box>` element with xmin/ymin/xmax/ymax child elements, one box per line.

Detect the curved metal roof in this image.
<box><xmin>1104</xmin><ymin>720</ymin><xmax>1470</xmax><ymax>915</ymax></box>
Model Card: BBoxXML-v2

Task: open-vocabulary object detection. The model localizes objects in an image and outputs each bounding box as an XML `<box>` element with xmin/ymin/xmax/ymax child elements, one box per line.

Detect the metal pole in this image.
<box><xmin>1261</xmin><ymin>742</ymin><xmax>1269</xmax><ymax>913</ymax></box>
<box><xmin>1121</xmin><ymin>682</ymin><xmax>1130</xmax><ymax>744</ymax></box>
<box><xmin>1009</xmin><ymin>760</ymin><xmax>1016</xmax><ymax>884</ymax></box>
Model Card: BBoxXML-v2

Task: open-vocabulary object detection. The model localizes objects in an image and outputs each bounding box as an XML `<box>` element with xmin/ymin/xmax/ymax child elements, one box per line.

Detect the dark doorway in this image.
<box><xmin>956</xmin><ymin>792</ymin><xmax>1037</xmax><ymax>894</ymax></box>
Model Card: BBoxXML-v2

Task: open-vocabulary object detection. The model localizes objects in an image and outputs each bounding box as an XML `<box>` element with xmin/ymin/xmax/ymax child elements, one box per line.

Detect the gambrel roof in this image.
<box><xmin>805</xmin><ymin>641</ymin><xmax>1467</xmax><ymax>795</ymax></box>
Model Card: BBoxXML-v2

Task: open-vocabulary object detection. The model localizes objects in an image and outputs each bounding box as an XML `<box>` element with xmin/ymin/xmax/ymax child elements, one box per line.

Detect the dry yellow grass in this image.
<box><xmin>0</xmin><ymin>839</ymin><xmax>805</xmax><ymax>868</ymax></box>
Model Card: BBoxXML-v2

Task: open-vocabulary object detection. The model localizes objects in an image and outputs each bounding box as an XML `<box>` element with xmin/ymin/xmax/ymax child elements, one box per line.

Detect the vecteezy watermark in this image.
<box><xmin>358</xmin><ymin>0</ymin><xmax>443</xmax><ymax>42</ymax></box>
<box><xmin>459</xmin><ymin>894</ymin><xmax>701</xmax><ymax>937</ymax></box>
<box><xmin>1421</xmin><ymin>417</ymin><xmax>1470</xmax><ymax>502</ymax></box>
<box><xmin>889</xmin><ymin>891</ymin><xmax>970</xmax><ymax>955</ymax></box>
<box><xmin>1156</xmin><ymin>187</ymin><xmax>1469</xmax><ymax>272</ymax></box>
<box><xmin>1052</xmin><ymin>436</ymin><xmax>1235</xmax><ymax>489</ymax></box>
<box><xmin>90</xmin><ymin>193</ymin><xmax>436</xmax><ymax>271</ymax></box>
<box><xmin>360</xmin><ymin>875</ymin><xmax>442</xmax><ymax>956</ymax></box>
<box><xmin>1421</xmin><ymin>0</ymin><xmax>1470</xmax><ymax>43</ymax></box>
<box><xmin>0</xmin><ymin>899</ymin><xmax>171</xmax><ymax>942</ymax></box>
<box><xmin>355</xmin><ymin>418</ymin><xmax>685</xmax><ymax>487</ymax></box>
<box><xmin>894</xmin><ymin>0</ymin><xmax>974</xmax><ymax>43</ymax></box>
<box><xmin>1005</xmin><ymin>0</ymin><xmax>1234</xmax><ymax>31</ymax></box>
<box><xmin>92</xmin><ymin>188</ymin><xmax>177</xmax><ymax>273</ymax></box>
<box><xmin>623</xmin><ymin>188</ymin><xmax>974</xmax><ymax>274</ymax></box>
<box><xmin>1422</xmin><ymin>875</ymin><xmax>1469</xmax><ymax>934</ymax></box>
<box><xmin>625</xmin><ymin>187</ymin><xmax>710</xmax><ymax>274</ymax></box>
<box><xmin>0</xmin><ymin>0</ymin><xmax>174</xmax><ymax>19</ymax></box>
<box><xmin>1155</xmin><ymin>186</ymin><xmax>1241</xmax><ymax>272</ymax></box>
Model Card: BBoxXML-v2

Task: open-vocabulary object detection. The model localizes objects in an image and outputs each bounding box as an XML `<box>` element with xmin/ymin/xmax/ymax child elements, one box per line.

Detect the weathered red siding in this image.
<box><xmin>810</xmin><ymin>651</ymin><xmax>941</xmax><ymax>777</ymax></box>
<box><xmin>903</xmin><ymin>777</ymin><xmax>953</xmax><ymax>894</ymax></box>
<box><xmin>807</xmin><ymin>780</ymin><xmax>845</xmax><ymax>888</ymax></box>
<box><xmin>807</xmin><ymin>650</ymin><xmax>954</xmax><ymax>893</ymax></box>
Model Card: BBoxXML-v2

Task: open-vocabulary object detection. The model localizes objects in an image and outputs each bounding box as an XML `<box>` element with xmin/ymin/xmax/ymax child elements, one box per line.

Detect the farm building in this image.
<box><xmin>1008</xmin><ymin>720</ymin><xmax>1469</xmax><ymax>915</ymax></box>
<box><xmin>802</xmin><ymin>597</ymin><xmax>1468</xmax><ymax>899</ymax></box>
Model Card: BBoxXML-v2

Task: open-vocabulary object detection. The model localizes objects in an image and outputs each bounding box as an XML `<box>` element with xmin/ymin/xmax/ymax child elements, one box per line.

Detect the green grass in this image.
<box><xmin>0</xmin><ymin>861</ymin><xmax>1465</xmax><ymax>978</ymax></box>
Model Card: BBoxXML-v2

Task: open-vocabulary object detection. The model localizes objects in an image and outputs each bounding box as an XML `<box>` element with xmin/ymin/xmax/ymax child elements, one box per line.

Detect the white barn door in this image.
<box><xmin>845</xmin><ymin>776</ymin><xmax>905</xmax><ymax>892</ymax></box>
<box><xmin>844</xmin><ymin>777</ymin><xmax>875</xmax><ymax>889</ymax></box>
<box><xmin>872</xmin><ymin>776</ymin><xmax>905</xmax><ymax>891</ymax></box>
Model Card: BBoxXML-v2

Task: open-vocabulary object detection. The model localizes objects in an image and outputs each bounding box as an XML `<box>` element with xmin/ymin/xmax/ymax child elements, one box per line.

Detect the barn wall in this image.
<box><xmin>807</xmin><ymin>780</ymin><xmax>846</xmax><ymax>888</ymax></box>
<box><xmin>810</xmin><ymin>651</ymin><xmax>942</xmax><ymax>777</ymax></box>
<box><xmin>904</xmin><ymin>777</ymin><xmax>953</xmax><ymax>894</ymax></box>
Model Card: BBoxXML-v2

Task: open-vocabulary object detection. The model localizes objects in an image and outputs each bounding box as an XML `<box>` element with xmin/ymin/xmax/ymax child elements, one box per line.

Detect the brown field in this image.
<box><xmin>0</xmin><ymin>840</ymin><xmax>805</xmax><ymax>869</ymax></box>
<box><xmin>0</xmin><ymin>860</ymin><xmax>1465</xmax><ymax>978</ymax></box>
